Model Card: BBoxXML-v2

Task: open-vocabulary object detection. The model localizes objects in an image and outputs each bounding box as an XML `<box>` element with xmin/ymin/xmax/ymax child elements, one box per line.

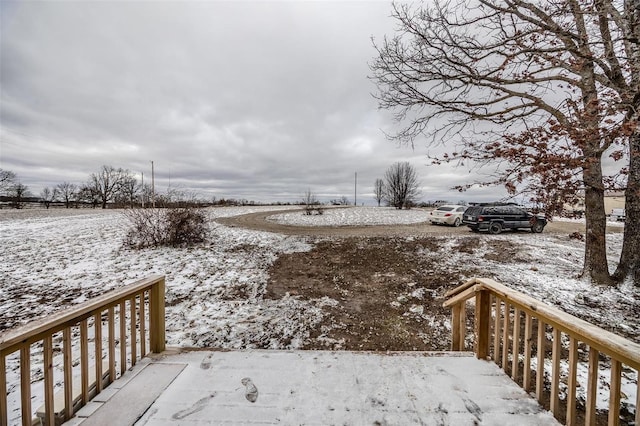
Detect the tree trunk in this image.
<box><xmin>582</xmin><ymin>156</ymin><xmax>613</xmax><ymax>284</ymax></box>
<box><xmin>614</xmin><ymin>131</ymin><xmax>640</xmax><ymax>285</ymax></box>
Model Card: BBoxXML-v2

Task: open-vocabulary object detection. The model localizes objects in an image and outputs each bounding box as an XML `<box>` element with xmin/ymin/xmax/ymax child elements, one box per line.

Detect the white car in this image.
<box><xmin>429</xmin><ymin>205</ymin><xmax>467</xmax><ymax>227</ymax></box>
<box><xmin>611</xmin><ymin>208</ymin><xmax>625</xmax><ymax>222</ymax></box>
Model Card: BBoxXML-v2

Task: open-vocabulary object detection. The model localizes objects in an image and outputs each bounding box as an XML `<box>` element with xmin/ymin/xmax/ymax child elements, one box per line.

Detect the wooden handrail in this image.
<box><xmin>0</xmin><ymin>275</ymin><xmax>166</xmax><ymax>426</ymax></box>
<box><xmin>444</xmin><ymin>277</ymin><xmax>640</xmax><ymax>426</ymax></box>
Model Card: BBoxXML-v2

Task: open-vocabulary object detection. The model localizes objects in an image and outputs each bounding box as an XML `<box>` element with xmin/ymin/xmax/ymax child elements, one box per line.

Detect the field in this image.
<box><xmin>0</xmin><ymin>206</ymin><xmax>638</xmax><ymax>421</ymax></box>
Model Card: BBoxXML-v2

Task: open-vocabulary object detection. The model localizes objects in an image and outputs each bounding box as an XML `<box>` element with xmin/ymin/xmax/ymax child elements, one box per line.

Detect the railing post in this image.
<box><xmin>0</xmin><ymin>352</ymin><xmax>6</xmax><ymax>426</ymax></box>
<box><xmin>475</xmin><ymin>289</ymin><xmax>491</xmax><ymax>359</ymax></box>
<box><xmin>20</xmin><ymin>346</ymin><xmax>31</xmax><ymax>425</ymax></box>
<box><xmin>150</xmin><ymin>277</ymin><xmax>166</xmax><ymax>353</ymax></box>
<box><xmin>451</xmin><ymin>303</ymin><xmax>463</xmax><ymax>351</ymax></box>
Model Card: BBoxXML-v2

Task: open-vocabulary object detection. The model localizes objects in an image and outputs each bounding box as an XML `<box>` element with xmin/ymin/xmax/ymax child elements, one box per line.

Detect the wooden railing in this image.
<box><xmin>444</xmin><ymin>277</ymin><xmax>640</xmax><ymax>426</ymax></box>
<box><xmin>0</xmin><ymin>275</ymin><xmax>166</xmax><ymax>426</ymax></box>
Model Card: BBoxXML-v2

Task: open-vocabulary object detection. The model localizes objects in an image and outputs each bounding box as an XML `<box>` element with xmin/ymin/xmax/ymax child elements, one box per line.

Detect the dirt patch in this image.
<box><xmin>483</xmin><ymin>240</ymin><xmax>528</xmax><ymax>263</ymax></box>
<box><xmin>266</xmin><ymin>236</ymin><xmax>481</xmax><ymax>351</ymax></box>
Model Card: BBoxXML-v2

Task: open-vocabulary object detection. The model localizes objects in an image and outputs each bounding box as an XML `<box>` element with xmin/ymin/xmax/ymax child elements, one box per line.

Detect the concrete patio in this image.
<box><xmin>64</xmin><ymin>349</ymin><xmax>559</xmax><ymax>425</ymax></box>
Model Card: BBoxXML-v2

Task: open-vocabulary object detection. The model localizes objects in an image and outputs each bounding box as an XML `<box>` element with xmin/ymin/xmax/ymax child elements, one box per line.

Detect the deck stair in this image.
<box><xmin>68</xmin><ymin>349</ymin><xmax>560</xmax><ymax>425</ymax></box>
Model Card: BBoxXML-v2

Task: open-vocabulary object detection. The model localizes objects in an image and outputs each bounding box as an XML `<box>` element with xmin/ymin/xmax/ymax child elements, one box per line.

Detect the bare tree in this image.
<box><xmin>40</xmin><ymin>187</ymin><xmax>57</xmax><ymax>209</ymax></box>
<box><xmin>383</xmin><ymin>162</ymin><xmax>420</xmax><ymax>209</ymax></box>
<box><xmin>370</xmin><ymin>1</ymin><xmax>639</xmax><ymax>284</ymax></box>
<box><xmin>373</xmin><ymin>178</ymin><xmax>385</xmax><ymax>207</ymax></box>
<box><xmin>77</xmin><ymin>184</ymin><xmax>99</xmax><ymax>208</ymax></box>
<box><xmin>88</xmin><ymin>165</ymin><xmax>130</xmax><ymax>209</ymax></box>
<box><xmin>8</xmin><ymin>182</ymin><xmax>30</xmax><ymax>209</ymax></box>
<box><xmin>301</xmin><ymin>189</ymin><xmax>323</xmax><ymax>215</ymax></box>
<box><xmin>116</xmin><ymin>175</ymin><xmax>140</xmax><ymax>208</ymax></box>
<box><xmin>56</xmin><ymin>182</ymin><xmax>77</xmax><ymax>208</ymax></box>
<box><xmin>0</xmin><ymin>169</ymin><xmax>16</xmax><ymax>195</ymax></box>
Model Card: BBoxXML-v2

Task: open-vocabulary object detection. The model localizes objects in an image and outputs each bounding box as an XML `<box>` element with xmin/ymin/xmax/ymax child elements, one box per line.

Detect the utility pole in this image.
<box><xmin>141</xmin><ymin>172</ymin><xmax>145</xmax><ymax>208</ymax></box>
<box><xmin>151</xmin><ymin>161</ymin><xmax>156</xmax><ymax>208</ymax></box>
<box><xmin>354</xmin><ymin>172</ymin><xmax>357</xmax><ymax>206</ymax></box>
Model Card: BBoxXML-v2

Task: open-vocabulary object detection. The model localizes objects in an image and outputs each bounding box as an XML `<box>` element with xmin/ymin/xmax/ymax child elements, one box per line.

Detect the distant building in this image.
<box><xmin>604</xmin><ymin>191</ymin><xmax>625</xmax><ymax>214</ymax></box>
<box><xmin>563</xmin><ymin>191</ymin><xmax>625</xmax><ymax>217</ymax></box>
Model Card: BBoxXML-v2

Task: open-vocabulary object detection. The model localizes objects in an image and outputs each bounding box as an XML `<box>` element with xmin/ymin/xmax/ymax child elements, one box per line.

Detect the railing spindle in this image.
<box><xmin>608</xmin><ymin>359</ymin><xmax>622</xmax><ymax>426</ymax></box>
<box><xmin>511</xmin><ymin>308</ymin><xmax>521</xmax><ymax>382</ymax></box>
<box><xmin>43</xmin><ymin>336</ymin><xmax>54</xmax><ymax>426</ymax></box>
<box><xmin>502</xmin><ymin>302</ymin><xmax>510</xmax><ymax>369</ymax></box>
<box><xmin>493</xmin><ymin>297</ymin><xmax>501</xmax><ymax>363</ymax></box>
<box><xmin>586</xmin><ymin>347</ymin><xmax>598</xmax><ymax>426</ymax></box>
<box><xmin>120</xmin><ymin>300</ymin><xmax>127</xmax><ymax>376</ymax></box>
<box><xmin>459</xmin><ymin>302</ymin><xmax>466</xmax><ymax>350</ymax></box>
<box><xmin>566</xmin><ymin>337</ymin><xmax>578</xmax><ymax>425</ymax></box>
<box><xmin>20</xmin><ymin>346</ymin><xmax>31</xmax><ymax>426</ymax></box>
<box><xmin>140</xmin><ymin>291</ymin><xmax>146</xmax><ymax>357</ymax></box>
<box><xmin>108</xmin><ymin>306</ymin><xmax>116</xmax><ymax>383</ymax></box>
<box><xmin>80</xmin><ymin>319</ymin><xmax>89</xmax><ymax>404</ymax></box>
<box><xmin>635</xmin><ymin>378</ymin><xmax>639</xmax><ymax>426</ymax></box>
<box><xmin>0</xmin><ymin>352</ymin><xmax>7</xmax><ymax>426</ymax></box>
<box><xmin>536</xmin><ymin>319</ymin><xmax>545</xmax><ymax>402</ymax></box>
<box><xmin>63</xmin><ymin>327</ymin><xmax>73</xmax><ymax>420</ymax></box>
<box><xmin>130</xmin><ymin>296</ymin><xmax>137</xmax><ymax>366</ymax></box>
<box><xmin>550</xmin><ymin>328</ymin><xmax>561</xmax><ymax>417</ymax></box>
<box><xmin>94</xmin><ymin>312</ymin><xmax>103</xmax><ymax>394</ymax></box>
<box><xmin>523</xmin><ymin>313</ymin><xmax>532</xmax><ymax>391</ymax></box>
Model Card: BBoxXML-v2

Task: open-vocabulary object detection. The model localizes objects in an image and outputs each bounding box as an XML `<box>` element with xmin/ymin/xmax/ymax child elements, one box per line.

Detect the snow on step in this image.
<box><xmin>92</xmin><ymin>350</ymin><xmax>559</xmax><ymax>425</ymax></box>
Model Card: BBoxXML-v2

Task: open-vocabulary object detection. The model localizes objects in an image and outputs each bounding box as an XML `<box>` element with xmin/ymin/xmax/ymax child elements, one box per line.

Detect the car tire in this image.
<box><xmin>453</xmin><ymin>218</ymin><xmax>461</xmax><ymax>227</ymax></box>
<box><xmin>488</xmin><ymin>222</ymin><xmax>502</xmax><ymax>234</ymax></box>
<box><xmin>531</xmin><ymin>222</ymin><xmax>545</xmax><ymax>233</ymax></box>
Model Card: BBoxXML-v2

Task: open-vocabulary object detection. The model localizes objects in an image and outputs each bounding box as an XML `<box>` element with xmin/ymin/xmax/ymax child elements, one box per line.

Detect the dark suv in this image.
<box><xmin>462</xmin><ymin>204</ymin><xmax>547</xmax><ymax>234</ymax></box>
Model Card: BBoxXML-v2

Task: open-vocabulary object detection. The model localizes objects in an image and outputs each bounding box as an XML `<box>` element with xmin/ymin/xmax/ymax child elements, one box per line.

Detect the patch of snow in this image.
<box><xmin>268</xmin><ymin>206</ymin><xmax>429</xmax><ymax>226</ymax></box>
<box><xmin>554</xmin><ymin>215</ymin><xmax>625</xmax><ymax>228</ymax></box>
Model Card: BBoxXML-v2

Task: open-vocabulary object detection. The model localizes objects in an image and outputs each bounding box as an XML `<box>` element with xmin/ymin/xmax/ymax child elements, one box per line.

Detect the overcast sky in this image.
<box><xmin>0</xmin><ymin>0</ymin><xmax>509</xmax><ymax>205</ymax></box>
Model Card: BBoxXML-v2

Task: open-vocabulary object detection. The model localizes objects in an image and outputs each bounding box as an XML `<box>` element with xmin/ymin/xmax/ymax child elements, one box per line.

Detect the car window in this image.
<box><xmin>464</xmin><ymin>207</ymin><xmax>482</xmax><ymax>215</ymax></box>
<box><xmin>456</xmin><ymin>207</ymin><xmax>465</xmax><ymax>212</ymax></box>
<box><xmin>437</xmin><ymin>206</ymin><xmax>454</xmax><ymax>211</ymax></box>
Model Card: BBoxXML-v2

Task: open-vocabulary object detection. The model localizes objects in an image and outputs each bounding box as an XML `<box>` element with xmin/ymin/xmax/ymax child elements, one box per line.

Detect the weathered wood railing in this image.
<box><xmin>444</xmin><ymin>277</ymin><xmax>640</xmax><ymax>426</ymax></box>
<box><xmin>0</xmin><ymin>275</ymin><xmax>166</xmax><ymax>426</ymax></box>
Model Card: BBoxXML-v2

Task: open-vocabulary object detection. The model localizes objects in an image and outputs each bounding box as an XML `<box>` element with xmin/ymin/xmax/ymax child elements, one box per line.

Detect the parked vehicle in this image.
<box><xmin>610</xmin><ymin>208</ymin><xmax>626</xmax><ymax>222</ymax></box>
<box><xmin>462</xmin><ymin>204</ymin><xmax>547</xmax><ymax>234</ymax></box>
<box><xmin>429</xmin><ymin>205</ymin><xmax>467</xmax><ymax>227</ymax></box>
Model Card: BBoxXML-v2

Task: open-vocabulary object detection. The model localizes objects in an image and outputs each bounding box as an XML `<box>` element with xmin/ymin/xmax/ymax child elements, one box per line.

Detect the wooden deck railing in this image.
<box><xmin>444</xmin><ymin>277</ymin><xmax>640</xmax><ymax>426</ymax></box>
<box><xmin>0</xmin><ymin>275</ymin><xmax>166</xmax><ymax>426</ymax></box>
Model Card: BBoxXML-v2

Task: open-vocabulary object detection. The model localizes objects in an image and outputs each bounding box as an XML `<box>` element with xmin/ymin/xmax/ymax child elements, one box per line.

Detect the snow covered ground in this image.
<box><xmin>0</xmin><ymin>206</ymin><xmax>637</xmax><ymax>423</ymax></box>
<box><xmin>268</xmin><ymin>206</ymin><xmax>429</xmax><ymax>226</ymax></box>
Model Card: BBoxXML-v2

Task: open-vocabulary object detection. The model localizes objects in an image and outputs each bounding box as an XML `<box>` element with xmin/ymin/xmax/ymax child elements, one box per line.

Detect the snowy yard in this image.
<box><xmin>0</xmin><ymin>206</ymin><xmax>638</xmax><ymax>423</ymax></box>
<box><xmin>268</xmin><ymin>206</ymin><xmax>429</xmax><ymax>226</ymax></box>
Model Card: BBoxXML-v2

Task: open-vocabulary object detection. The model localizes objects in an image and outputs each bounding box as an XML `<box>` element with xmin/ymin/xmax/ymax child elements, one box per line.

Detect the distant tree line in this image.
<box><xmin>0</xmin><ymin>166</ymin><xmax>301</xmax><ymax>210</ymax></box>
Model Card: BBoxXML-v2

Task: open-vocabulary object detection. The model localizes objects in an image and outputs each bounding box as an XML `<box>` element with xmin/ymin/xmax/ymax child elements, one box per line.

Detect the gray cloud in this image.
<box><xmin>1</xmin><ymin>1</ymin><xmax>508</xmax><ymax>205</ymax></box>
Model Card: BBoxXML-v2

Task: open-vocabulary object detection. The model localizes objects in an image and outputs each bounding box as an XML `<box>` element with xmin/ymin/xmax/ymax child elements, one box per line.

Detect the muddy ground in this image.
<box><xmin>266</xmin><ymin>235</ymin><xmax>482</xmax><ymax>351</ymax></box>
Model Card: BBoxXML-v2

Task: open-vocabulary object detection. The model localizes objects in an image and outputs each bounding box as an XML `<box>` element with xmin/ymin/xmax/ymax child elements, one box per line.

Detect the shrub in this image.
<box><xmin>123</xmin><ymin>207</ymin><xmax>208</xmax><ymax>248</ymax></box>
<box><xmin>301</xmin><ymin>189</ymin><xmax>324</xmax><ymax>215</ymax></box>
